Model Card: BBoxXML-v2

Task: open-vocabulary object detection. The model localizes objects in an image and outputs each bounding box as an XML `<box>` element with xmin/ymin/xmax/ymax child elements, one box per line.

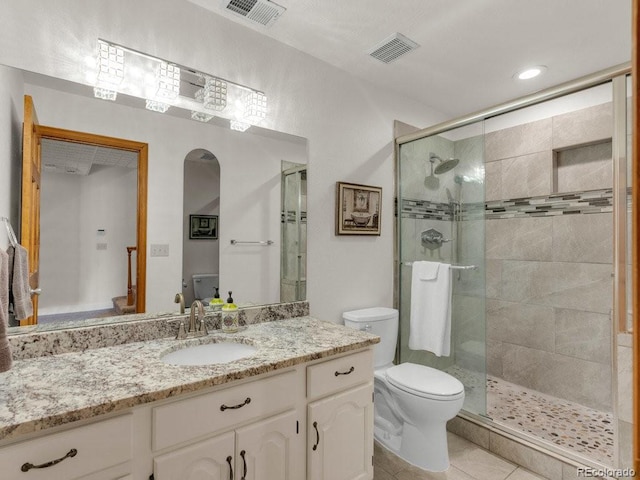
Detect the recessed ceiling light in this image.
<box><xmin>515</xmin><ymin>65</ymin><xmax>547</xmax><ymax>80</ymax></box>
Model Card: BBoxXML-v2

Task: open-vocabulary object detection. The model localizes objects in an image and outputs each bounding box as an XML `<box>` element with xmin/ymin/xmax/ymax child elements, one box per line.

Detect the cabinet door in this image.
<box><xmin>308</xmin><ymin>383</ymin><xmax>373</xmax><ymax>480</ymax></box>
<box><xmin>153</xmin><ymin>431</ymin><xmax>235</xmax><ymax>480</ymax></box>
<box><xmin>235</xmin><ymin>410</ymin><xmax>304</xmax><ymax>480</ymax></box>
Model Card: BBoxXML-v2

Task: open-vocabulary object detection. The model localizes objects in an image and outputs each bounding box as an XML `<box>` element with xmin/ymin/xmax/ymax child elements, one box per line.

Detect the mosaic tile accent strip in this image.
<box><xmin>281</xmin><ymin>210</ymin><xmax>307</xmax><ymax>223</ymax></box>
<box><xmin>400</xmin><ymin>198</ymin><xmax>453</xmax><ymax>220</ymax></box>
<box><xmin>487</xmin><ymin>376</ymin><xmax>614</xmax><ymax>466</ymax></box>
<box><xmin>485</xmin><ymin>189</ymin><xmax>614</xmax><ymax>220</ymax></box>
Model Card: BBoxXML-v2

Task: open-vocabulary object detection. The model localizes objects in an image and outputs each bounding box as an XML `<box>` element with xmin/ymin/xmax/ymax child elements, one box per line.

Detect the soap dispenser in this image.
<box><xmin>209</xmin><ymin>287</ymin><xmax>224</xmax><ymax>310</ymax></box>
<box><xmin>221</xmin><ymin>291</ymin><xmax>239</xmax><ymax>333</ymax></box>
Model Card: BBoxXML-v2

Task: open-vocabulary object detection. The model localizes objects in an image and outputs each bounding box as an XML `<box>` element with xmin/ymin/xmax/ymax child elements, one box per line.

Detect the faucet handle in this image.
<box><xmin>176</xmin><ymin>321</ymin><xmax>187</xmax><ymax>340</ymax></box>
<box><xmin>199</xmin><ymin>318</ymin><xmax>208</xmax><ymax>336</ymax></box>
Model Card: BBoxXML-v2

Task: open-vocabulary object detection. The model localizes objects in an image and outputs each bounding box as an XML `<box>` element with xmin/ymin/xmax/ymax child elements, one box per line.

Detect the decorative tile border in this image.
<box><xmin>281</xmin><ymin>210</ymin><xmax>307</xmax><ymax>223</ymax></box>
<box><xmin>401</xmin><ymin>188</ymin><xmax>620</xmax><ymax>222</ymax></box>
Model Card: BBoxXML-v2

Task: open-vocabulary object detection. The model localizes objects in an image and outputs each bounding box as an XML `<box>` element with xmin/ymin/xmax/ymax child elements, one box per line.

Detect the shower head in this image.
<box><xmin>429</xmin><ymin>153</ymin><xmax>459</xmax><ymax>175</ymax></box>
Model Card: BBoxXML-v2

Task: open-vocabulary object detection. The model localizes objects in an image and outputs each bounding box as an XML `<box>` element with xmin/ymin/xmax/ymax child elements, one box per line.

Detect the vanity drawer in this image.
<box><xmin>307</xmin><ymin>349</ymin><xmax>373</xmax><ymax>400</ymax></box>
<box><xmin>0</xmin><ymin>414</ymin><xmax>132</xmax><ymax>480</ymax></box>
<box><xmin>153</xmin><ymin>369</ymin><xmax>298</xmax><ymax>451</ymax></box>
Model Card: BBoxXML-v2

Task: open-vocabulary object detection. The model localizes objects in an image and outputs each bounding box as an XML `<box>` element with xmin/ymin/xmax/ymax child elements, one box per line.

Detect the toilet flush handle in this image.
<box><xmin>360</xmin><ymin>324</ymin><xmax>372</xmax><ymax>332</ymax></box>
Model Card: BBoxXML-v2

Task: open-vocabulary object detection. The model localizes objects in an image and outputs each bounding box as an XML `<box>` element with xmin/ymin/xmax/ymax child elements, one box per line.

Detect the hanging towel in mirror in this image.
<box><xmin>7</xmin><ymin>244</ymin><xmax>33</xmax><ymax>320</ymax></box>
<box><xmin>0</xmin><ymin>249</ymin><xmax>13</xmax><ymax>372</ymax></box>
<box><xmin>408</xmin><ymin>261</ymin><xmax>452</xmax><ymax>357</ymax></box>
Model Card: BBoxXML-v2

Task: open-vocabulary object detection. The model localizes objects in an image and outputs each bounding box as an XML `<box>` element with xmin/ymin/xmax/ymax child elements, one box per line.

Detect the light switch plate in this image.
<box><xmin>150</xmin><ymin>244</ymin><xmax>170</xmax><ymax>257</ymax></box>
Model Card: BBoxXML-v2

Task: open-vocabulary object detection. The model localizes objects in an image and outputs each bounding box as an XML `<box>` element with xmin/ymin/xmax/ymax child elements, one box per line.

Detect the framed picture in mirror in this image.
<box><xmin>335</xmin><ymin>182</ymin><xmax>381</xmax><ymax>235</ymax></box>
<box><xmin>189</xmin><ymin>214</ymin><xmax>218</xmax><ymax>239</ymax></box>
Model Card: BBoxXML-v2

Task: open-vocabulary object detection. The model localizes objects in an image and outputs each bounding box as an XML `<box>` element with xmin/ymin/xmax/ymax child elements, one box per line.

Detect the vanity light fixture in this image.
<box><xmin>94</xmin><ymin>39</ymin><xmax>268</xmax><ymax>130</ymax></box>
<box><xmin>145</xmin><ymin>99</ymin><xmax>170</xmax><ymax>113</ymax></box>
<box><xmin>191</xmin><ymin>111</ymin><xmax>214</xmax><ymax>123</ymax></box>
<box><xmin>155</xmin><ymin>62</ymin><xmax>181</xmax><ymax>100</ymax></box>
<box><xmin>514</xmin><ymin>65</ymin><xmax>547</xmax><ymax>80</ymax></box>
<box><xmin>96</xmin><ymin>40</ymin><xmax>125</xmax><ymax>85</ymax></box>
<box><xmin>230</xmin><ymin>120</ymin><xmax>251</xmax><ymax>132</ymax></box>
<box><xmin>93</xmin><ymin>87</ymin><xmax>118</xmax><ymax>101</ymax></box>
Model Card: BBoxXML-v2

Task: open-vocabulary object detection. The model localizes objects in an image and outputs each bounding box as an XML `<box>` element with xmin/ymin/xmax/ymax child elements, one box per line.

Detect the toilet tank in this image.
<box><xmin>343</xmin><ymin>307</ymin><xmax>398</xmax><ymax>368</ymax></box>
<box><xmin>192</xmin><ymin>274</ymin><xmax>219</xmax><ymax>301</ymax></box>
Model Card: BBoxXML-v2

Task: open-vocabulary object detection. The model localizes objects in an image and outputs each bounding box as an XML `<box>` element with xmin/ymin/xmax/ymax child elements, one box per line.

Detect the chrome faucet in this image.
<box><xmin>188</xmin><ymin>300</ymin><xmax>207</xmax><ymax>336</ymax></box>
<box><xmin>174</xmin><ymin>293</ymin><xmax>185</xmax><ymax>314</ymax></box>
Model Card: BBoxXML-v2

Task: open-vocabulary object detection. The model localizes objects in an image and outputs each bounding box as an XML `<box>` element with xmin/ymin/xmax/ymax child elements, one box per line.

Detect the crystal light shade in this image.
<box><xmin>202</xmin><ymin>77</ymin><xmax>228</xmax><ymax>111</ymax></box>
<box><xmin>145</xmin><ymin>99</ymin><xmax>170</xmax><ymax>113</ymax></box>
<box><xmin>191</xmin><ymin>111</ymin><xmax>214</xmax><ymax>123</ymax></box>
<box><xmin>97</xmin><ymin>40</ymin><xmax>124</xmax><ymax>85</ymax></box>
<box><xmin>230</xmin><ymin>120</ymin><xmax>250</xmax><ymax>132</ymax></box>
<box><xmin>244</xmin><ymin>91</ymin><xmax>267</xmax><ymax>123</ymax></box>
<box><xmin>156</xmin><ymin>62</ymin><xmax>180</xmax><ymax>100</ymax></box>
<box><xmin>93</xmin><ymin>87</ymin><xmax>117</xmax><ymax>101</ymax></box>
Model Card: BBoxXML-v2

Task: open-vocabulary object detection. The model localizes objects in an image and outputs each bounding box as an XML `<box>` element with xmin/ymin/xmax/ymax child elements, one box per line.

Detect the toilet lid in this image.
<box><xmin>385</xmin><ymin>363</ymin><xmax>464</xmax><ymax>398</ymax></box>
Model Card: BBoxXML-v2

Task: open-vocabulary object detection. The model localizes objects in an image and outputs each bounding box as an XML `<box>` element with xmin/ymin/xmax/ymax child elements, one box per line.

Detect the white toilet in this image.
<box><xmin>343</xmin><ymin>307</ymin><xmax>464</xmax><ymax>472</ymax></box>
<box><xmin>192</xmin><ymin>273</ymin><xmax>219</xmax><ymax>303</ymax></box>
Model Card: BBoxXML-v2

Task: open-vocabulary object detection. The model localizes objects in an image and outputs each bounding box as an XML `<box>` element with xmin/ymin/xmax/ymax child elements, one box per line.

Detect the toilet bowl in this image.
<box><xmin>192</xmin><ymin>273</ymin><xmax>219</xmax><ymax>303</ymax></box>
<box><xmin>343</xmin><ymin>307</ymin><xmax>464</xmax><ymax>472</ymax></box>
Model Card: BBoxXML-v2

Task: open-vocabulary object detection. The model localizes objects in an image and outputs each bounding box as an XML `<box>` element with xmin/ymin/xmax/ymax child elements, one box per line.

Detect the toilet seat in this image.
<box><xmin>385</xmin><ymin>363</ymin><xmax>464</xmax><ymax>400</ymax></box>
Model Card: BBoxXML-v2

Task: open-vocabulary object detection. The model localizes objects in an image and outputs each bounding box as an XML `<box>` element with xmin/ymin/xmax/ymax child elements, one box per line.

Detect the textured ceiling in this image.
<box><xmin>188</xmin><ymin>0</ymin><xmax>632</xmax><ymax>117</ymax></box>
<box><xmin>41</xmin><ymin>138</ymin><xmax>137</xmax><ymax>176</ymax></box>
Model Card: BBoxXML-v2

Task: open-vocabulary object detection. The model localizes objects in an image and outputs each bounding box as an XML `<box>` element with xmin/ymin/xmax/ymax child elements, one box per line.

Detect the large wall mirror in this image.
<box><xmin>5</xmin><ymin>66</ymin><xmax>308</xmax><ymax>333</ymax></box>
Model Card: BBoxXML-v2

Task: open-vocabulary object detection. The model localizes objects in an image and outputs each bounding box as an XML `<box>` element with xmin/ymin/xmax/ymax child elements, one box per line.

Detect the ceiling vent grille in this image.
<box><xmin>368</xmin><ymin>33</ymin><xmax>419</xmax><ymax>64</ymax></box>
<box><xmin>222</xmin><ymin>0</ymin><xmax>285</xmax><ymax>27</ymax></box>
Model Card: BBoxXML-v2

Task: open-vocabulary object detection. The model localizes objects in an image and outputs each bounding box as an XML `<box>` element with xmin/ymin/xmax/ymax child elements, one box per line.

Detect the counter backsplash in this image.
<box><xmin>9</xmin><ymin>301</ymin><xmax>309</xmax><ymax>360</ymax></box>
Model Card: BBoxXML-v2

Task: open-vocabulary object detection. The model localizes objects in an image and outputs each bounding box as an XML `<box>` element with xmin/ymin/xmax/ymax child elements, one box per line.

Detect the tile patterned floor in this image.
<box><xmin>486</xmin><ymin>377</ymin><xmax>615</xmax><ymax>465</ymax></box>
<box><xmin>373</xmin><ymin>433</ymin><xmax>547</xmax><ymax>480</ymax></box>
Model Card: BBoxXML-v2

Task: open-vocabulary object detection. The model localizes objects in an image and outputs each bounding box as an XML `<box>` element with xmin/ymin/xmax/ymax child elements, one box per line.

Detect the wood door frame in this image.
<box><xmin>36</xmin><ymin>125</ymin><xmax>148</xmax><ymax>315</ymax></box>
<box><xmin>633</xmin><ymin>0</ymin><xmax>639</xmax><ymax>471</ymax></box>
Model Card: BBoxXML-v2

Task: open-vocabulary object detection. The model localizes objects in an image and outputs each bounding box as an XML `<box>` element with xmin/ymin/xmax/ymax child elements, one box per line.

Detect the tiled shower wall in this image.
<box><xmin>484</xmin><ymin>103</ymin><xmax>614</xmax><ymax>412</ymax></box>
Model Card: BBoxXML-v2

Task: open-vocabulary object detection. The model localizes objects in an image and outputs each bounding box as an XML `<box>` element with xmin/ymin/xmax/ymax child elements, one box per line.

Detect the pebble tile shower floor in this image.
<box><xmin>486</xmin><ymin>376</ymin><xmax>614</xmax><ymax>465</ymax></box>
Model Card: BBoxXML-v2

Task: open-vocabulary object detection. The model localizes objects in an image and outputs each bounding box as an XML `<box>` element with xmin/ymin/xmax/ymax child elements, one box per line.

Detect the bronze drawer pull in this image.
<box><xmin>220</xmin><ymin>397</ymin><xmax>251</xmax><ymax>411</ymax></box>
<box><xmin>21</xmin><ymin>448</ymin><xmax>78</xmax><ymax>472</ymax></box>
<box><xmin>312</xmin><ymin>421</ymin><xmax>320</xmax><ymax>451</ymax></box>
<box><xmin>240</xmin><ymin>450</ymin><xmax>247</xmax><ymax>479</ymax></box>
<box><xmin>226</xmin><ymin>455</ymin><xmax>233</xmax><ymax>480</ymax></box>
<box><xmin>335</xmin><ymin>366</ymin><xmax>355</xmax><ymax>376</ymax></box>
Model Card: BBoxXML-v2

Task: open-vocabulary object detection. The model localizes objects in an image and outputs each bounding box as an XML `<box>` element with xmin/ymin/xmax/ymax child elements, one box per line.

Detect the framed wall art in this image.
<box><xmin>189</xmin><ymin>214</ymin><xmax>218</xmax><ymax>239</ymax></box>
<box><xmin>335</xmin><ymin>182</ymin><xmax>382</xmax><ymax>235</ymax></box>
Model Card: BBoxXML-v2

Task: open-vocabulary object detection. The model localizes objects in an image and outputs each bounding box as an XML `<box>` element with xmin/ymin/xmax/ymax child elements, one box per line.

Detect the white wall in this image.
<box><xmin>39</xmin><ymin>165</ymin><xmax>137</xmax><ymax>314</ymax></box>
<box><xmin>0</xmin><ymin>65</ymin><xmax>23</xmax><ymax>251</ymax></box>
<box><xmin>0</xmin><ymin>0</ymin><xmax>445</xmax><ymax>322</ymax></box>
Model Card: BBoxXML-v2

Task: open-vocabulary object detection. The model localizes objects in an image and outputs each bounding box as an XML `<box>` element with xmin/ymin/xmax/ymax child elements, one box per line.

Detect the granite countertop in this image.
<box><xmin>0</xmin><ymin>317</ymin><xmax>379</xmax><ymax>442</ymax></box>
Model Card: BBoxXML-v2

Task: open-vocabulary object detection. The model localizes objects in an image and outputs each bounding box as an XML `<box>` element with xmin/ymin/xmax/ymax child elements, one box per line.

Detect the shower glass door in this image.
<box><xmin>397</xmin><ymin>120</ymin><xmax>487</xmax><ymax>416</ymax></box>
<box><xmin>280</xmin><ymin>163</ymin><xmax>307</xmax><ymax>302</ymax></box>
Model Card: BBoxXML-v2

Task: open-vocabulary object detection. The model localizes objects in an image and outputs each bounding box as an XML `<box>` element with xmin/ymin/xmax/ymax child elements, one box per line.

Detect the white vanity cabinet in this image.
<box><xmin>151</xmin><ymin>369</ymin><xmax>305</xmax><ymax>480</ymax></box>
<box><xmin>0</xmin><ymin>414</ymin><xmax>133</xmax><ymax>480</ymax></box>
<box><xmin>306</xmin><ymin>350</ymin><xmax>374</xmax><ymax>480</ymax></box>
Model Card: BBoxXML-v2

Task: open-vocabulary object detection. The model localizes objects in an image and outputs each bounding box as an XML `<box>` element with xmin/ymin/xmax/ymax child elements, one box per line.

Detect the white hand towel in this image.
<box><xmin>408</xmin><ymin>261</ymin><xmax>452</xmax><ymax>357</ymax></box>
<box><xmin>0</xmin><ymin>249</ymin><xmax>13</xmax><ymax>372</ymax></box>
<box><xmin>7</xmin><ymin>245</ymin><xmax>33</xmax><ymax>321</ymax></box>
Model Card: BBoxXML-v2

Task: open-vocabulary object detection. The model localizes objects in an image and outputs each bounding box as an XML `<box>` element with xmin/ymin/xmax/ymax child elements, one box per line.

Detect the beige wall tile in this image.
<box><xmin>552</xmin><ymin>103</ymin><xmax>612</xmax><ymax>150</ymax></box>
<box><xmin>508</xmin><ymin>468</ymin><xmax>548</xmax><ymax>479</ymax></box>
<box><xmin>551</xmin><ymin>213</ymin><xmax>612</xmax><ymax>264</ymax></box>
<box><xmin>617</xmin><ymin>344</ymin><xmax>632</xmax><ymax>423</ymax></box>
<box><xmin>487</xmin><ymin>299</ymin><xmax>555</xmax><ymax>351</ymax></box>
<box><xmin>501</xmin><ymin>344</ymin><xmax>611</xmax><ymax>410</ymax></box>
<box><xmin>502</xmin><ymin>151</ymin><xmax>553</xmax><ymax>199</ymax></box>
<box><xmin>555</xmin><ymin>141</ymin><xmax>612</xmax><ymax>192</ymax></box>
<box><xmin>555</xmin><ymin>308</ymin><xmax>611</xmax><ymax>364</ymax></box>
<box><xmin>618</xmin><ymin>420</ymin><xmax>633</xmax><ymax>470</ymax></box>
<box><xmin>500</xmin><ymin>261</ymin><xmax>612</xmax><ymax>314</ymax></box>
<box><xmin>485</xmin><ymin>259</ymin><xmax>502</xmax><ymax>299</ymax></box>
<box><xmin>486</xmin><ymin>339</ymin><xmax>503</xmax><ymax>377</ymax></box>
<box><xmin>489</xmin><ymin>432</ymin><xmax>563</xmax><ymax>479</ymax></box>
<box><xmin>485</xmin><ymin>118</ymin><xmax>552</xmax><ymax>162</ymax></box>
<box><xmin>486</xmin><ymin>217</ymin><xmax>553</xmax><ymax>261</ymax></box>
<box><xmin>485</xmin><ymin>160</ymin><xmax>502</xmax><ymax>201</ymax></box>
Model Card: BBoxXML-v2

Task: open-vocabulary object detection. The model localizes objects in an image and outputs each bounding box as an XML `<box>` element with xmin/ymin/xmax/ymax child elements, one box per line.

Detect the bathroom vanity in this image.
<box><xmin>0</xmin><ymin>312</ymin><xmax>378</xmax><ymax>479</ymax></box>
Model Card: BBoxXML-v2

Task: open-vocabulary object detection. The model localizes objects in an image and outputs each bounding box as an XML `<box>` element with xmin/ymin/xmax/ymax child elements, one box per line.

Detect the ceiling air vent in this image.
<box><xmin>368</xmin><ymin>33</ymin><xmax>419</xmax><ymax>64</ymax></box>
<box><xmin>222</xmin><ymin>0</ymin><xmax>286</xmax><ymax>27</ymax></box>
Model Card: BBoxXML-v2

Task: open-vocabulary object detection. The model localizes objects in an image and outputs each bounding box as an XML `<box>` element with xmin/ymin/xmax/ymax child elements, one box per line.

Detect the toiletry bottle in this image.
<box><xmin>209</xmin><ymin>287</ymin><xmax>224</xmax><ymax>310</ymax></box>
<box><xmin>221</xmin><ymin>291</ymin><xmax>238</xmax><ymax>333</ymax></box>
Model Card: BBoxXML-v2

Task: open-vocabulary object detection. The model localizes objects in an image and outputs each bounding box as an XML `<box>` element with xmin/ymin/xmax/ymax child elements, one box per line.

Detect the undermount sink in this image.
<box><xmin>161</xmin><ymin>341</ymin><xmax>258</xmax><ymax>366</ymax></box>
